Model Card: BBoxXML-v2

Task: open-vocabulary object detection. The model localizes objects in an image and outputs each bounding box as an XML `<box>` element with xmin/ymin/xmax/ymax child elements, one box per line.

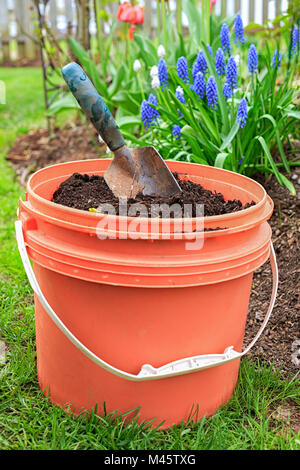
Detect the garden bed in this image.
<box><xmin>6</xmin><ymin>125</ymin><xmax>103</xmax><ymax>184</ymax></box>
<box><xmin>6</xmin><ymin>127</ymin><xmax>300</xmax><ymax>379</ymax></box>
<box><xmin>246</xmin><ymin>172</ymin><xmax>299</xmax><ymax>379</ymax></box>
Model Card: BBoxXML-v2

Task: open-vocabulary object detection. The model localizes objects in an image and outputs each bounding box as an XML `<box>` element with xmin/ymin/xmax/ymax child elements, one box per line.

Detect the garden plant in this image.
<box><xmin>130</xmin><ymin>14</ymin><xmax>300</xmax><ymax>194</ymax></box>
<box><xmin>50</xmin><ymin>3</ymin><xmax>300</xmax><ymax>195</ymax></box>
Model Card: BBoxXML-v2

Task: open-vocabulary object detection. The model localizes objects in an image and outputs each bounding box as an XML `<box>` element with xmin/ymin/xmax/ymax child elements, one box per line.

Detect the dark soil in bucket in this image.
<box><xmin>51</xmin><ymin>172</ymin><xmax>255</xmax><ymax>217</ymax></box>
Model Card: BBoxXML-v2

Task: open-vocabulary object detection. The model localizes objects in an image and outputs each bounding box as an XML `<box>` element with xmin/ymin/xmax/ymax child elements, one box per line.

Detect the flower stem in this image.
<box><xmin>251</xmin><ymin>75</ymin><xmax>255</xmax><ymax>106</ymax></box>
<box><xmin>237</xmin><ymin>132</ymin><xmax>243</xmax><ymax>172</ymax></box>
<box><xmin>125</xmin><ymin>23</ymin><xmax>130</xmax><ymax>61</ymax></box>
<box><xmin>137</xmin><ymin>73</ymin><xmax>145</xmax><ymax>101</ymax></box>
<box><xmin>156</xmin><ymin>2</ymin><xmax>161</xmax><ymax>45</ymax></box>
<box><xmin>213</xmin><ymin>111</ymin><xmax>219</xmax><ymax>135</ymax></box>
<box><xmin>231</xmin><ymin>94</ymin><xmax>235</xmax><ymax>126</ymax></box>
<box><xmin>94</xmin><ymin>0</ymin><xmax>102</xmax><ymax>60</ymax></box>
<box><xmin>158</xmin><ymin>88</ymin><xmax>172</xmax><ymax>113</ymax></box>
<box><xmin>177</xmin><ymin>0</ymin><xmax>182</xmax><ymax>37</ymax></box>
<box><xmin>203</xmin><ymin>0</ymin><xmax>210</xmax><ymax>44</ymax></box>
<box><xmin>161</xmin><ymin>0</ymin><xmax>168</xmax><ymax>51</ymax></box>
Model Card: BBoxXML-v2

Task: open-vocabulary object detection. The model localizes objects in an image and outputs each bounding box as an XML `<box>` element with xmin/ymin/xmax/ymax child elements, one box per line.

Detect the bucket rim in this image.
<box><xmin>26</xmin><ymin>159</ymin><xmax>270</xmax><ymax>227</ymax></box>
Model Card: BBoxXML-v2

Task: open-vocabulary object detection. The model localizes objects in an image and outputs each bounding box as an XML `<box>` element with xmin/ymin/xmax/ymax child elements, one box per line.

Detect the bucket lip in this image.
<box><xmin>26</xmin><ymin>238</ymin><xmax>271</xmax><ymax>287</ymax></box>
<box><xmin>26</xmin><ymin>159</ymin><xmax>270</xmax><ymax>227</ymax></box>
<box><xmin>26</xmin><ymin>223</ymin><xmax>271</xmax><ymax>268</ymax></box>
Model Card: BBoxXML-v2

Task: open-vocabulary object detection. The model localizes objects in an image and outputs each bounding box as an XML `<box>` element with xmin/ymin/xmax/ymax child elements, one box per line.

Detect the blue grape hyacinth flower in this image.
<box><xmin>206</xmin><ymin>75</ymin><xmax>218</xmax><ymax>110</ymax></box>
<box><xmin>175</xmin><ymin>87</ymin><xmax>185</xmax><ymax>103</ymax></box>
<box><xmin>148</xmin><ymin>93</ymin><xmax>159</xmax><ymax>119</ymax></box>
<box><xmin>141</xmin><ymin>100</ymin><xmax>152</xmax><ymax>130</ymax></box>
<box><xmin>291</xmin><ymin>25</ymin><xmax>298</xmax><ymax>55</ymax></box>
<box><xmin>226</xmin><ymin>56</ymin><xmax>237</xmax><ymax>89</ymax></box>
<box><xmin>206</xmin><ymin>44</ymin><xmax>213</xmax><ymax>56</ymax></box>
<box><xmin>237</xmin><ymin>98</ymin><xmax>248</xmax><ymax>128</ymax></box>
<box><xmin>272</xmin><ymin>50</ymin><xmax>281</xmax><ymax>69</ymax></box>
<box><xmin>192</xmin><ymin>51</ymin><xmax>208</xmax><ymax>80</ymax></box>
<box><xmin>172</xmin><ymin>124</ymin><xmax>181</xmax><ymax>140</ymax></box>
<box><xmin>215</xmin><ymin>48</ymin><xmax>225</xmax><ymax>76</ymax></box>
<box><xmin>192</xmin><ymin>61</ymin><xmax>199</xmax><ymax>82</ymax></box>
<box><xmin>191</xmin><ymin>71</ymin><xmax>205</xmax><ymax>99</ymax></box>
<box><xmin>223</xmin><ymin>82</ymin><xmax>232</xmax><ymax>101</ymax></box>
<box><xmin>177</xmin><ymin>56</ymin><xmax>189</xmax><ymax>83</ymax></box>
<box><xmin>158</xmin><ymin>58</ymin><xmax>168</xmax><ymax>89</ymax></box>
<box><xmin>248</xmin><ymin>44</ymin><xmax>258</xmax><ymax>76</ymax></box>
<box><xmin>220</xmin><ymin>23</ymin><xmax>231</xmax><ymax>54</ymax></box>
<box><xmin>175</xmin><ymin>86</ymin><xmax>185</xmax><ymax>116</ymax></box>
<box><xmin>234</xmin><ymin>13</ymin><xmax>245</xmax><ymax>45</ymax></box>
<box><xmin>141</xmin><ymin>93</ymin><xmax>159</xmax><ymax>129</ymax></box>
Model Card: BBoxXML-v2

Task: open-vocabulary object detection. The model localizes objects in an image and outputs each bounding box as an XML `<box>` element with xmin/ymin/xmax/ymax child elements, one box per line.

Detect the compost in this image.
<box><xmin>51</xmin><ymin>172</ymin><xmax>255</xmax><ymax>217</ymax></box>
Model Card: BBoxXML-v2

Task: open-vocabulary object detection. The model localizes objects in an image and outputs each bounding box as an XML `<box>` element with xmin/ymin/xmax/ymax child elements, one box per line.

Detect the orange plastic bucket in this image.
<box><xmin>16</xmin><ymin>159</ymin><xmax>277</xmax><ymax>429</ymax></box>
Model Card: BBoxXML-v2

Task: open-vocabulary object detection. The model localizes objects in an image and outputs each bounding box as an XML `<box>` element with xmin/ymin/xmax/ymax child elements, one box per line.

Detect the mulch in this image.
<box><xmin>5</xmin><ymin>127</ymin><xmax>300</xmax><ymax>379</ymax></box>
<box><xmin>6</xmin><ymin>125</ymin><xmax>104</xmax><ymax>185</ymax></box>
<box><xmin>245</xmin><ymin>170</ymin><xmax>300</xmax><ymax>380</ymax></box>
<box><xmin>0</xmin><ymin>58</ymin><xmax>41</xmax><ymax>68</ymax></box>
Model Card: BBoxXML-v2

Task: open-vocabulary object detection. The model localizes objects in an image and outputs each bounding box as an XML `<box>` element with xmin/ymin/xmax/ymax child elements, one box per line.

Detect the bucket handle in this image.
<box><xmin>15</xmin><ymin>220</ymin><xmax>278</xmax><ymax>382</ymax></box>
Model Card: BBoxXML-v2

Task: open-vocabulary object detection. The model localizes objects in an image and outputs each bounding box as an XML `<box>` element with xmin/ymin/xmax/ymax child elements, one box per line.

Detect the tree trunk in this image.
<box><xmin>77</xmin><ymin>0</ymin><xmax>90</xmax><ymax>50</ymax></box>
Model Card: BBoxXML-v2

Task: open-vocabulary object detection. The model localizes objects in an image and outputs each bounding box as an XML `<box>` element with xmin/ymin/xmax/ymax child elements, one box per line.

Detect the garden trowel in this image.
<box><xmin>62</xmin><ymin>62</ymin><xmax>181</xmax><ymax>199</ymax></box>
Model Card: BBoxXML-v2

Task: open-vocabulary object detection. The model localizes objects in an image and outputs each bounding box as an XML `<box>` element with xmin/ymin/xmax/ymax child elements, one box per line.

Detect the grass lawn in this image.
<box><xmin>0</xmin><ymin>67</ymin><xmax>299</xmax><ymax>451</ymax></box>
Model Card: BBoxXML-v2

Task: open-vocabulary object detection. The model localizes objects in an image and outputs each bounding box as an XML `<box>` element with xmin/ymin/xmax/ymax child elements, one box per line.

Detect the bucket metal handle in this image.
<box><xmin>15</xmin><ymin>220</ymin><xmax>278</xmax><ymax>382</ymax></box>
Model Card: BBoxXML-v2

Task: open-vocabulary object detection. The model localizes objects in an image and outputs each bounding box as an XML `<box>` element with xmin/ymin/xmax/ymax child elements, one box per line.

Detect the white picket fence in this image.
<box><xmin>0</xmin><ymin>0</ymin><xmax>289</xmax><ymax>62</ymax></box>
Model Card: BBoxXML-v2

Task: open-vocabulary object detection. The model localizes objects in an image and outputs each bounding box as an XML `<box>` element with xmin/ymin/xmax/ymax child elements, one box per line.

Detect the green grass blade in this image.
<box><xmin>256</xmin><ymin>136</ymin><xmax>283</xmax><ymax>185</ymax></box>
<box><xmin>259</xmin><ymin>114</ymin><xmax>290</xmax><ymax>173</ymax></box>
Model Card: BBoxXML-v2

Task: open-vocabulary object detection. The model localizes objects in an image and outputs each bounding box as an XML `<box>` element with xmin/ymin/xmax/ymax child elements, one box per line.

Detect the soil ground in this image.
<box><xmin>0</xmin><ymin>58</ymin><xmax>41</xmax><ymax>68</ymax></box>
<box><xmin>246</xmin><ymin>171</ymin><xmax>299</xmax><ymax>380</ymax></box>
<box><xmin>6</xmin><ymin>126</ymin><xmax>300</xmax><ymax>379</ymax></box>
<box><xmin>6</xmin><ymin>125</ymin><xmax>103</xmax><ymax>184</ymax></box>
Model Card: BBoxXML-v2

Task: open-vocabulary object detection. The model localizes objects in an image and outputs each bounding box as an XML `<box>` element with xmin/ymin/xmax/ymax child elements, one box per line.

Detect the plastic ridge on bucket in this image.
<box><xmin>16</xmin><ymin>160</ymin><xmax>277</xmax><ymax>428</ymax></box>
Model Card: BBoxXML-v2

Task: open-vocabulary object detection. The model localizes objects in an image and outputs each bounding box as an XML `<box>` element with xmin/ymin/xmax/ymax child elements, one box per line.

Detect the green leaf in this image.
<box><xmin>68</xmin><ymin>37</ymin><xmax>109</xmax><ymax>99</ymax></box>
<box><xmin>181</xmin><ymin>124</ymin><xmax>216</xmax><ymax>155</ymax></box>
<box><xmin>170</xmin><ymin>88</ymin><xmax>220</xmax><ymax>145</ymax></box>
<box><xmin>182</xmin><ymin>0</ymin><xmax>201</xmax><ymax>48</ymax></box>
<box><xmin>281</xmin><ymin>109</ymin><xmax>300</xmax><ymax>120</ymax></box>
<box><xmin>172</xmin><ymin>150</ymin><xmax>190</xmax><ymax>160</ymax></box>
<box><xmin>175</xmin><ymin>32</ymin><xmax>187</xmax><ymax>60</ymax></box>
<box><xmin>190</xmin><ymin>154</ymin><xmax>208</xmax><ymax>165</ymax></box>
<box><xmin>121</xmin><ymin>130</ymin><xmax>152</xmax><ymax>147</ymax></box>
<box><xmin>47</xmin><ymin>95</ymin><xmax>80</xmax><ymax>116</ymax></box>
<box><xmin>134</xmin><ymin>34</ymin><xmax>157</xmax><ymax>67</ymax></box>
<box><xmin>278</xmin><ymin>173</ymin><xmax>296</xmax><ymax>196</ymax></box>
<box><xmin>215</xmin><ymin>152</ymin><xmax>230</xmax><ymax>168</ymax></box>
<box><xmin>220</xmin><ymin>121</ymin><xmax>239</xmax><ymax>151</ymax></box>
<box><xmin>259</xmin><ymin>114</ymin><xmax>290</xmax><ymax>173</ymax></box>
<box><xmin>108</xmin><ymin>64</ymin><xmax>127</xmax><ymax>98</ymax></box>
<box><xmin>153</xmin><ymin>104</ymin><xmax>181</xmax><ymax>125</ymax></box>
<box><xmin>256</xmin><ymin>136</ymin><xmax>283</xmax><ymax>185</ymax></box>
<box><xmin>113</xmin><ymin>91</ymin><xmax>141</xmax><ymax>114</ymax></box>
<box><xmin>116</xmin><ymin>116</ymin><xmax>141</xmax><ymax>130</ymax></box>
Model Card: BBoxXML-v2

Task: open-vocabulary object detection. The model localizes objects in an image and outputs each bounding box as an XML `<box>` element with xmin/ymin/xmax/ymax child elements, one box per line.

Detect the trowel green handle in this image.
<box><xmin>61</xmin><ymin>62</ymin><xmax>125</xmax><ymax>152</ymax></box>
